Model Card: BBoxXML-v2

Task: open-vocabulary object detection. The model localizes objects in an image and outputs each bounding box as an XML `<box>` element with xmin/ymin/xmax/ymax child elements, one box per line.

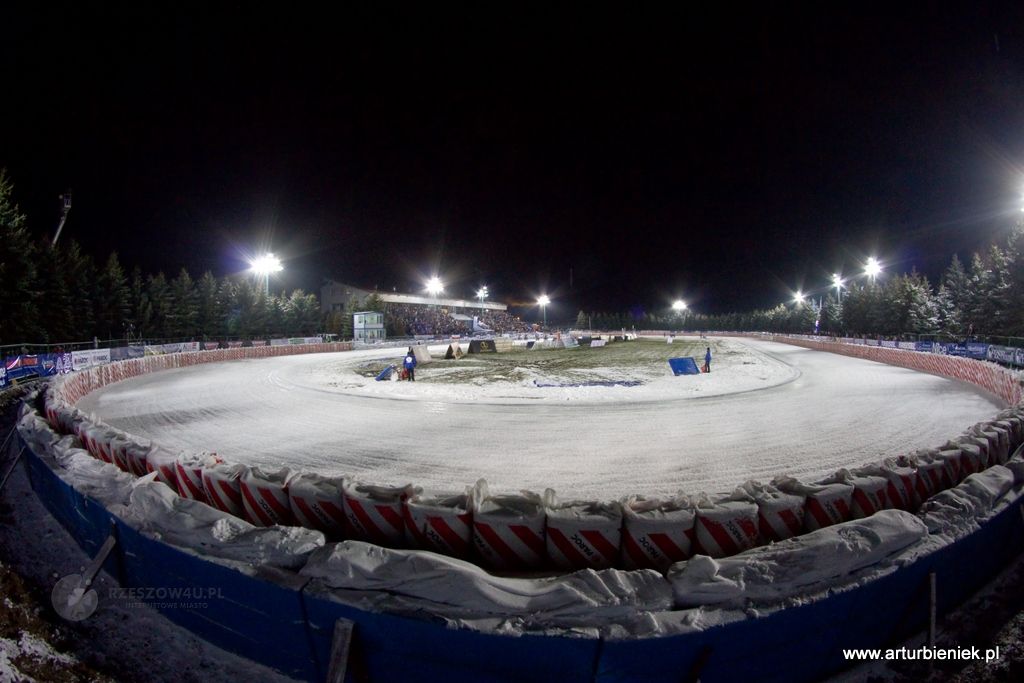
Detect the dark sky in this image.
<box><xmin>5</xmin><ymin>3</ymin><xmax>1024</xmax><ymax>319</ymax></box>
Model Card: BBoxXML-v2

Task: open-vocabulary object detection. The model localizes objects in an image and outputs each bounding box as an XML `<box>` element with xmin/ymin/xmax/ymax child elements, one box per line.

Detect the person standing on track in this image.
<box><xmin>403</xmin><ymin>348</ymin><xmax>417</xmax><ymax>381</ymax></box>
<box><xmin>704</xmin><ymin>346</ymin><xmax>712</xmax><ymax>373</ymax></box>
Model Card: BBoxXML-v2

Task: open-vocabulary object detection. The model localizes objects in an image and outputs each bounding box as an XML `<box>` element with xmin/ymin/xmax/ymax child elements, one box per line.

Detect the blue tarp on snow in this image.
<box><xmin>375</xmin><ymin>365</ymin><xmax>396</xmax><ymax>381</ymax></box>
<box><xmin>668</xmin><ymin>357</ymin><xmax>701</xmax><ymax>375</ymax></box>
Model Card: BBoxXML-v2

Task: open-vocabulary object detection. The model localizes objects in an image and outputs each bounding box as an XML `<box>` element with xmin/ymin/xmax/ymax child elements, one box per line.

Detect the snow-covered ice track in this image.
<box><xmin>76</xmin><ymin>338</ymin><xmax>1002</xmax><ymax>499</ymax></box>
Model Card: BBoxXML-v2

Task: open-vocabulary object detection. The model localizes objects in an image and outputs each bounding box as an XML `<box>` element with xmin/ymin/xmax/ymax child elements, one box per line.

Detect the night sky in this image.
<box><xmin>5</xmin><ymin>4</ymin><xmax>1024</xmax><ymax>319</ymax></box>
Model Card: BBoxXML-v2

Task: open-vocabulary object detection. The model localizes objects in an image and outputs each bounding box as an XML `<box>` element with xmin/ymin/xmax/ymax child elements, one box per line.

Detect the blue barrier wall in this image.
<box><xmin>22</xmin><ymin>440</ymin><xmax>1024</xmax><ymax>682</ymax></box>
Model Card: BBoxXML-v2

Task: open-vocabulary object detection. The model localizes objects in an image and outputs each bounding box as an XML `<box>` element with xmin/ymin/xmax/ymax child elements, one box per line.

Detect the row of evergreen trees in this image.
<box><xmin>0</xmin><ymin>171</ymin><xmax>322</xmax><ymax>347</ymax></box>
<box><xmin>576</xmin><ymin>226</ymin><xmax>1024</xmax><ymax>342</ymax></box>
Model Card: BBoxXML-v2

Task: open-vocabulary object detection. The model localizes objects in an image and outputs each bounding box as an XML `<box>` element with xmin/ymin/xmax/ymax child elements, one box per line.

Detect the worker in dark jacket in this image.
<box><xmin>704</xmin><ymin>346</ymin><xmax>712</xmax><ymax>373</ymax></box>
<box><xmin>403</xmin><ymin>348</ymin><xmax>417</xmax><ymax>381</ymax></box>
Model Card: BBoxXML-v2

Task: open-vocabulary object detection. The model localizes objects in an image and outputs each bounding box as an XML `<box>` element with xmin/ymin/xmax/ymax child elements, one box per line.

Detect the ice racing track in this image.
<box><xmin>16</xmin><ymin>335</ymin><xmax>1024</xmax><ymax>683</ymax></box>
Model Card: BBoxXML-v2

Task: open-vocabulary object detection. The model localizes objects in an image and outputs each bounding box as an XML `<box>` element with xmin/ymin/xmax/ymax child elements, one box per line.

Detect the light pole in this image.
<box><xmin>426</xmin><ymin>276</ymin><xmax>444</xmax><ymax>309</ymax></box>
<box><xmin>538</xmin><ymin>295</ymin><xmax>550</xmax><ymax>328</ymax></box>
<box><xmin>672</xmin><ymin>299</ymin><xmax>687</xmax><ymax>330</ymax></box>
<box><xmin>477</xmin><ymin>286</ymin><xmax>489</xmax><ymax>305</ymax></box>
<box><xmin>250</xmin><ymin>253</ymin><xmax>283</xmax><ymax>295</ymax></box>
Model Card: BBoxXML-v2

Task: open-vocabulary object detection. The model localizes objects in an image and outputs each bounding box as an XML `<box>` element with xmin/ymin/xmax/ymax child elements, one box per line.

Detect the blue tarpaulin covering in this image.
<box><xmin>375</xmin><ymin>365</ymin><xmax>396</xmax><ymax>381</ymax></box>
<box><xmin>668</xmin><ymin>357</ymin><xmax>701</xmax><ymax>375</ymax></box>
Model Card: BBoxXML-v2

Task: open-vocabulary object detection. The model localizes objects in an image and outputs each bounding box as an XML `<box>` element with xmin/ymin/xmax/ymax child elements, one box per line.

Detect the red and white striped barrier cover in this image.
<box><xmin>935</xmin><ymin>449</ymin><xmax>965</xmax><ymax>489</ymax></box>
<box><xmin>848</xmin><ymin>475</ymin><xmax>890</xmax><ymax>519</ymax></box>
<box><xmin>754</xmin><ymin>489</ymin><xmax>806</xmax><ymax>541</ymax></box>
<box><xmin>342</xmin><ymin>482</ymin><xmax>413</xmax><ymax>546</ymax></box>
<box><xmin>776</xmin><ymin>477</ymin><xmax>854</xmax><ymax>531</ymax></box>
<box><xmin>202</xmin><ymin>462</ymin><xmax>247</xmax><ymax>517</ymax></box>
<box><xmin>82</xmin><ymin>423</ymin><xmax>117</xmax><ymax>463</ymax></box>
<box><xmin>145</xmin><ymin>446</ymin><xmax>181</xmax><ymax>494</ymax></box>
<box><xmin>694</xmin><ymin>500</ymin><xmax>760</xmax><ymax>558</ymax></box>
<box><xmin>954</xmin><ymin>442</ymin><xmax>985</xmax><ymax>476</ymax></box>
<box><xmin>471</xmin><ymin>482</ymin><xmax>549</xmax><ymax>570</ymax></box>
<box><xmin>175</xmin><ymin>452</ymin><xmax>221</xmax><ymax>504</ymax></box>
<box><xmin>621</xmin><ymin>499</ymin><xmax>696</xmax><ymax>571</ymax></box>
<box><xmin>545</xmin><ymin>501</ymin><xmax>622</xmax><ymax>570</ymax></box>
<box><xmin>108</xmin><ymin>434</ymin><xmax>135</xmax><ymax>473</ymax></box>
<box><xmin>240</xmin><ymin>466</ymin><xmax>297</xmax><ymax>527</ymax></box>
<box><xmin>960</xmin><ymin>435</ymin><xmax>993</xmax><ymax>469</ymax></box>
<box><xmin>403</xmin><ymin>492</ymin><xmax>473</xmax><ymax>558</ymax></box>
<box><xmin>913</xmin><ymin>458</ymin><xmax>947</xmax><ymax>502</ymax></box>
<box><xmin>288</xmin><ymin>472</ymin><xmax>348</xmax><ymax>539</ymax></box>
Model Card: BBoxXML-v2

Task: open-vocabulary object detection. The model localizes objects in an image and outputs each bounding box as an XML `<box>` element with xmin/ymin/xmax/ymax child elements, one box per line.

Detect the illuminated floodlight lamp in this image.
<box><xmin>538</xmin><ymin>294</ymin><xmax>550</xmax><ymax>327</ymax></box>
<box><xmin>249</xmin><ymin>253</ymin><xmax>283</xmax><ymax>294</ymax></box>
<box><xmin>793</xmin><ymin>290</ymin><xmax>805</xmax><ymax>305</ymax></box>
<box><xmin>425</xmin><ymin>276</ymin><xmax>444</xmax><ymax>296</ymax></box>
<box><xmin>865</xmin><ymin>257</ymin><xmax>882</xmax><ymax>282</ymax></box>
<box><xmin>477</xmin><ymin>286</ymin><xmax>489</xmax><ymax>303</ymax></box>
<box><xmin>672</xmin><ymin>299</ymin><xmax>687</xmax><ymax>312</ymax></box>
<box><xmin>832</xmin><ymin>273</ymin><xmax>844</xmax><ymax>301</ymax></box>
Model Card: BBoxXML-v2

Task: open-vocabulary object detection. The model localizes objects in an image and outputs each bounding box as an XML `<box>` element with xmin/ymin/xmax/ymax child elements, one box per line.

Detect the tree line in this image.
<box><xmin>0</xmin><ymin>171</ymin><xmax>321</xmax><ymax>347</ymax></box>
<box><xmin>576</xmin><ymin>224</ymin><xmax>1024</xmax><ymax>343</ymax></box>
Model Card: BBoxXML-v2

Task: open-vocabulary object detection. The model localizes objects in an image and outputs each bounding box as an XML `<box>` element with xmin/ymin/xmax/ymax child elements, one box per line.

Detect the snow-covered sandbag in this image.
<box><xmin>108</xmin><ymin>434</ymin><xmax>135</xmax><ymax>473</ymax></box>
<box><xmin>934</xmin><ymin>448</ymin><xmax>964</xmax><ymax>489</ymax></box>
<box><xmin>545</xmin><ymin>500</ymin><xmax>622</xmax><ymax>570</ymax></box>
<box><xmin>51</xmin><ymin>435</ymin><xmax>84</xmax><ymax>467</ymax></box>
<box><xmin>124</xmin><ymin>440</ymin><xmax>152</xmax><ymax>477</ymax></box>
<box><xmin>858</xmin><ymin>462</ymin><xmax>919</xmax><ymax>512</ymax></box>
<box><xmin>846</xmin><ymin>474</ymin><xmax>890</xmax><ymax>519</ymax></box>
<box><xmin>741</xmin><ymin>482</ymin><xmax>805</xmax><ymax>542</ymax></box>
<box><xmin>995</xmin><ymin>415</ymin><xmax>1023</xmax><ymax>450</ymax></box>
<box><xmin>343</xmin><ymin>481</ymin><xmax>415</xmax><ymax>546</ymax></box>
<box><xmin>1005</xmin><ymin>453</ymin><xmax>1024</xmax><ymax>485</ymax></box>
<box><xmin>668</xmin><ymin>510</ymin><xmax>928</xmax><ymax>608</ymax></box>
<box><xmin>145</xmin><ymin>445</ymin><xmax>181</xmax><ymax>494</ymax></box>
<box><xmin>300</xmin><ymin>541</ymin><xmax>672</xmax><ymax>624</ymax></box>
<box><xmin>202</xmin><ymin>462</ymin><xmax>247</xmax><ymax>517</ymax></box>
<box><xmin>288</xmin><ymin>472</ymin><xmax>348</xmax><ymax>539</ymax></box>
<box><xmin>918</xmin><ymin>467</ymin><xmax>1016</xmax><ymax>537</ymax></box>
<box><xmin>57</xmin><ymin>450</ymin><xmax>138</xmax><ymax>508</ymax></box>
<box><xmin>620</xmin><ymin>498</ymin><xmax>696</xmax><ymax>571</ymax></box>
<box><xmin>403</xmin><ymin>491</ymin><xmax>473</xmax><ymax>558</ymax></box>
<box><xmin>175</xmin><ymin>451</ymin><xmax>221</xmax><ymax>504</ymax></box>
<box><xmin>471</xmin><ymin>480</ymin><xmax>549</xmax><ymax>570</ymax></box>
<box><xmin>240</xmin><ymin>466</ymin><xmax>296</xmax><ymax>527</ymax></box>
<box><xmin>16</xmin><ymin>412</ymin><xmax>60</xmax><ymax>452</ymax></box>
<box><xmin>83</xmin><ymin>423</ymin><xmax>118</xmax><ymax>463</ymax></box>
<box><xmin>979</xmin><ymin>424</ymin><xmax>1010</xmax><ymax>465</ymax></box>
<box><xmin>694</xmin><ymin>497</ymin><xmax>760</xmax><ymax>558</ymax></box>
<box><xmin>913</xmin><ymin>458</ymin><xmax>947</xmax><ymax>502</ymax></box>
<box><xmin>776</xmin><ymin>477</ymin><xmax>853</xmax><ymax>531</ymax></box>
<box><xmin>123</xmin><ymin>481</ymin><xmax>324</xmax><ymax>569</ymax></box>
<box><xmin>953</xmin><ymin>442</ymin><xmax>985</xmax><ymax>477</ymax></box>
<box><xmin>959</xmin><ymin>435</ymin><xmax>993</xmax><ymax>469</ymax></box>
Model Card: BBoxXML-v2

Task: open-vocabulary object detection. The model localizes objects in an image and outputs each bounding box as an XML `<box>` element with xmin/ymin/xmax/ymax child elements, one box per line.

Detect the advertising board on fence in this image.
<box><xmin>71</xmin><ymin>349</ymin><xmax>111</xmax><ymax>371</ymax></box>
<box><xmin>271</xmin><ymin>337</ymin><xmax>322</xmax><ymax>346</ymax></box>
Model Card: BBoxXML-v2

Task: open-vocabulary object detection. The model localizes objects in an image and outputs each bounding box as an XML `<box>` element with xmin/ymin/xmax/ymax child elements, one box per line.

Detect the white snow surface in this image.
<box><xmin>76</xmin><ymin>337</ymin><xmax>1003</xmax><ymax>499</ymax></box>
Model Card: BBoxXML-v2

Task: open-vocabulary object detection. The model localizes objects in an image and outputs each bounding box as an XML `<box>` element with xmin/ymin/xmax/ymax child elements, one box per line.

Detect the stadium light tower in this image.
<box><xmin>672</xmin><ymin>299</ymin><xmax>687</xmax><ymax>313</ymax></box>
<box><xmin>249</xmin><ymin>253</ymin><xmax>283</xmax><ymax>295</ymax></box>
<box><xmin>832</xmin><ymin>273</ymin><xmax>844</xmax><ymax>302</ymax></box>
<box><xmin>865</xmin><ymin>257</ymin><xmax>882</xmax><ymax>284</ymax></box>
<box><xmin>538</xmin><ymin>294</ymin><xmax>550</xmax><ymax>327</ymax></box>
<box><xmin>793</xmin><ymin>290</ymin><xmax>805</xmax><ymax>306</ymax></box>
<box><xmin>477</xmin><ymin>286</ymin><xmax>489</xmax><ymax>304</ymax></box>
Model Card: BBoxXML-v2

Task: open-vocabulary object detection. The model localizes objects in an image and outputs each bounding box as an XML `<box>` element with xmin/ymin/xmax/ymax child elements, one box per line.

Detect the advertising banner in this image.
<box><xmin>227</xmin><ymin>341</ymin><xmax>244</xmax><ymax>348</ymax></box>
<box><xmin>250</xmin><ymin>340</ymin><xmax>268</xmax><ymax>347</ymax></box>
<box><xmin>71</xmin><ymin>348</ymin><xmax>111</xmax><ymax>371</ymax></box>
<box><xmin>897</xmin><ymin>341</ymin><xmax>916</xmax><ymax>350</ymax></box>
<box><xmin>987</xmin><ymin>345</ymin><xmax>1017</xmax><ymax>365</ymax></box>
<box><xmin>0</xmin><ymin>366</ymin><xmax>6</xmax><ymax>388</ymax></box>
<box><xmin>915</xmin><ymin>341</ymin><xmax>936</xmax><ymax>353</ymax></box>
<box><xmin>879</xmin><ymin>340</ymin><xmax>899</xmax><ymax>348</ymax></box>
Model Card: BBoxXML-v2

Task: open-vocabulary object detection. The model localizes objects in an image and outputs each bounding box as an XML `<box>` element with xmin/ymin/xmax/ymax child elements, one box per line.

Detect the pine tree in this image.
<box><xmin>63</xmin><ymin>241</ymin><xmax>97</xmax><ymax>340</ymax></box>
<box><xmin>96</xmin><ymin>252</ymin><xmax>130</xmax><ymax>340</ymax></box>
<box><xmin>0</xmin><ymin>170</ymin><xmax>40</xmax><ymax>345</ymax></box>
<box><xmin>168</xmin><ymin>268</ymin><xmax>197</xmax><ymax>338</ymax></box>
<box><xmin>195</xmin><ymin>271</ymin><xmax>221</xmax><ymax>339</ymax></box>
<box><xmin>147</xmin><ymin>272</ymin><xmax>172</xmax><ymax>339</ymax></box>
<box><xmin>575</xmin><ymin>310</ymin><xmax>587</xmax><ymax>330</ymax></box>
<box><xmin>36</xmin><ymin>243</ymin><xmax>75</xmax><ymax>343</ymax></box>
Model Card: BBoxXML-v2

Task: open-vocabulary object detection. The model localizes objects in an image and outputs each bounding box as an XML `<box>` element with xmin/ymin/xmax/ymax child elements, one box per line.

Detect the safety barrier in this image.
<box><xmin>12</xmin><ymin>333</ymin><xmax>1024</xmax><ymax>679</ymax></box>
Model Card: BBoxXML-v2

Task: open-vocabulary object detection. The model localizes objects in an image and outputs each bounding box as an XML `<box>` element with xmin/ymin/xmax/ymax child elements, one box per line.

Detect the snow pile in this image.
<box><xmin>300</xmin><ymin>540</ymin><xmax>672</xmax><ymax>634</ymax></box>
<box><xmin>916</xmin><ymin>466</ymin><xmax>1016</xmax><ymax>541</ymax></box>
<box><xmin>668</xmin><ymin>510</ymin><xmax>928</xmax><ymax>608</ymax></box>
<box><xmin>120</xmin><ymin>481</ymin><xmax>324</xmax><ymax>569</ymax></box>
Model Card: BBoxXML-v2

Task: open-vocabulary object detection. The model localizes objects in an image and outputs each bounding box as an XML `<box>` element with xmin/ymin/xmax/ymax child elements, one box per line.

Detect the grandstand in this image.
<box><xmin>320</xmin><ymin>280</ymin><xmax>533</xmax><ymax>336</ymax></box>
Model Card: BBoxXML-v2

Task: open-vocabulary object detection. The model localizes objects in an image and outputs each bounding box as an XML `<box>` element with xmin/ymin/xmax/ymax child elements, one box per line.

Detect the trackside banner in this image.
<box><xmin>270</xmin><ymin>337</ymin><xmax>322</xmax><ymax>346</ymax></box>
<box><xmin>71</xmin><ymin>349</ymin><xmax>111</xmax><ymax>371</ymax></box>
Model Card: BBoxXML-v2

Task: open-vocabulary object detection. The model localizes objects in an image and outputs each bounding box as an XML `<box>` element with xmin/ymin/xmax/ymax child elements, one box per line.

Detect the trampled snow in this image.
<box><xmin>77</xmin><ymin>337</ymin><xmax>1003</xmax><ymax>499</ymax></box>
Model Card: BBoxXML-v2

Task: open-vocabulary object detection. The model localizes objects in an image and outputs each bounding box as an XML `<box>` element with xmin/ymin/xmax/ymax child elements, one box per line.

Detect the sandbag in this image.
<box><xmin>694</xmin><ymin>498</ymin><xmax>760</xmax><ymax>558</ymax></box>
<box><xmin>288</xmin><ymin>472</ymin><xmax>348</xmax><ymax>539</ymax></box>
<box><xmin>175</xmin><ymin>451</ymin><xmax>221</xmax><ymax>504</ymax></box>
<box><xmin>124</xmin><ymin>440</ymin><xmax>152</xmax><ymax>477</ymax></box>
<box><xmin>240</xmin><ymin>466</ymin><xmax>297</xmax><ymax>527</ymax></box>
<box><xmin>202</xmin><ymin>462</ymin><xmax>247</xmax><ymax>517</ymax></box>
<box><xmin>471</xmin><ymin>480</ymin><xmax>549</xmax><ymax>570</ymax></box>
<box><xmin>343</xmin><ymin>481</ymin><xmax>415</xmax><ymax>546</ymax></box>
<box><xmin>847</xmin><ymin>475</ymin><xmax>890</xmax><ymax>519</ymax></box>
<box><xmin>403</xmin><ymin>491</ymin><xmax>473</xmax><ymax>558</ymax></box>
<box><xmin>741</xmin><ymin>482</ymin><xmax>805</xmax><ymax>542</ymax></box>
<box><xmin>913</xmin><ymin>457</ymin><xmax>947</xmax><ymax>502</ymax></box>
<box><xmin>545</xmin><ymin>500</ymin><xmax>622</xmax><ymax>570</ymax></box>
<box><xmin>959</xmin><ymin>435</ymin><xmax>993</xmax><ymax>469</ymax></box>
<box><xmin>979</xmin><ymin>424</ymin><xmax>1010</xmax><ymax>465</ymax></box>
<box><xmin>776</xmin><ymin>477</ymin><xmax>853</xmax><ymax>531</ymax></box>
<box><xmin>109</xmin><ymin>434</ymin><xmax>135</xmax><ymax>473</ymax></box>
<box><xmin>83</xmin><ymin>423</ymin><xmax>117</xmax><ymax>463</ymax></box>
<box><xmin>935</xmin><ymin>448</ymin><xmax>964</xmax><ymax>489</ymax></box>
<box><xmin>954</xmin><ymin>442</ymin><xmax>985</xmax><ymax>477</ymax></box>
<box><xmin>145</xmin><ymin>445</ymin><xmax>180</xmax><ymax>494</ymax></box>
<box><xmin>621</xmin><ymin>498</ymin><xmax>696</xmax><ymax>571</ymax></box>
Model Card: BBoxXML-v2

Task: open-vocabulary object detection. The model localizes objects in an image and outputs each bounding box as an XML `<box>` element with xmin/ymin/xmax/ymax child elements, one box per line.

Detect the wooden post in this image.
<box><xmin>325</xmin><ymin>618</ymin><xmax>355</xmax><ymax>683</ymax></box>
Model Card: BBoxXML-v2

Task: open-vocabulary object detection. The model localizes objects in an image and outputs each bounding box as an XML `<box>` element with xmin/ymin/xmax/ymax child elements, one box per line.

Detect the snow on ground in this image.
<box><xmin>77</xmin><ymin>337</ymin><xmax>1003</xmax><ymax>500</ymax></box>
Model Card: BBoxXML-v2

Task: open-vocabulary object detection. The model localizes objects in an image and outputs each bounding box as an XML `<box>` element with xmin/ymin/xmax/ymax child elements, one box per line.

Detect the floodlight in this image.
<box><xmin>672</xmin><ymin>300</ymin><xmax>687</xmax><ymax>312</ymax></box>
<box><xmin>865</xmin><ymin>257</ymin><xmax>882</xmax><ymax>281</ymax></box>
